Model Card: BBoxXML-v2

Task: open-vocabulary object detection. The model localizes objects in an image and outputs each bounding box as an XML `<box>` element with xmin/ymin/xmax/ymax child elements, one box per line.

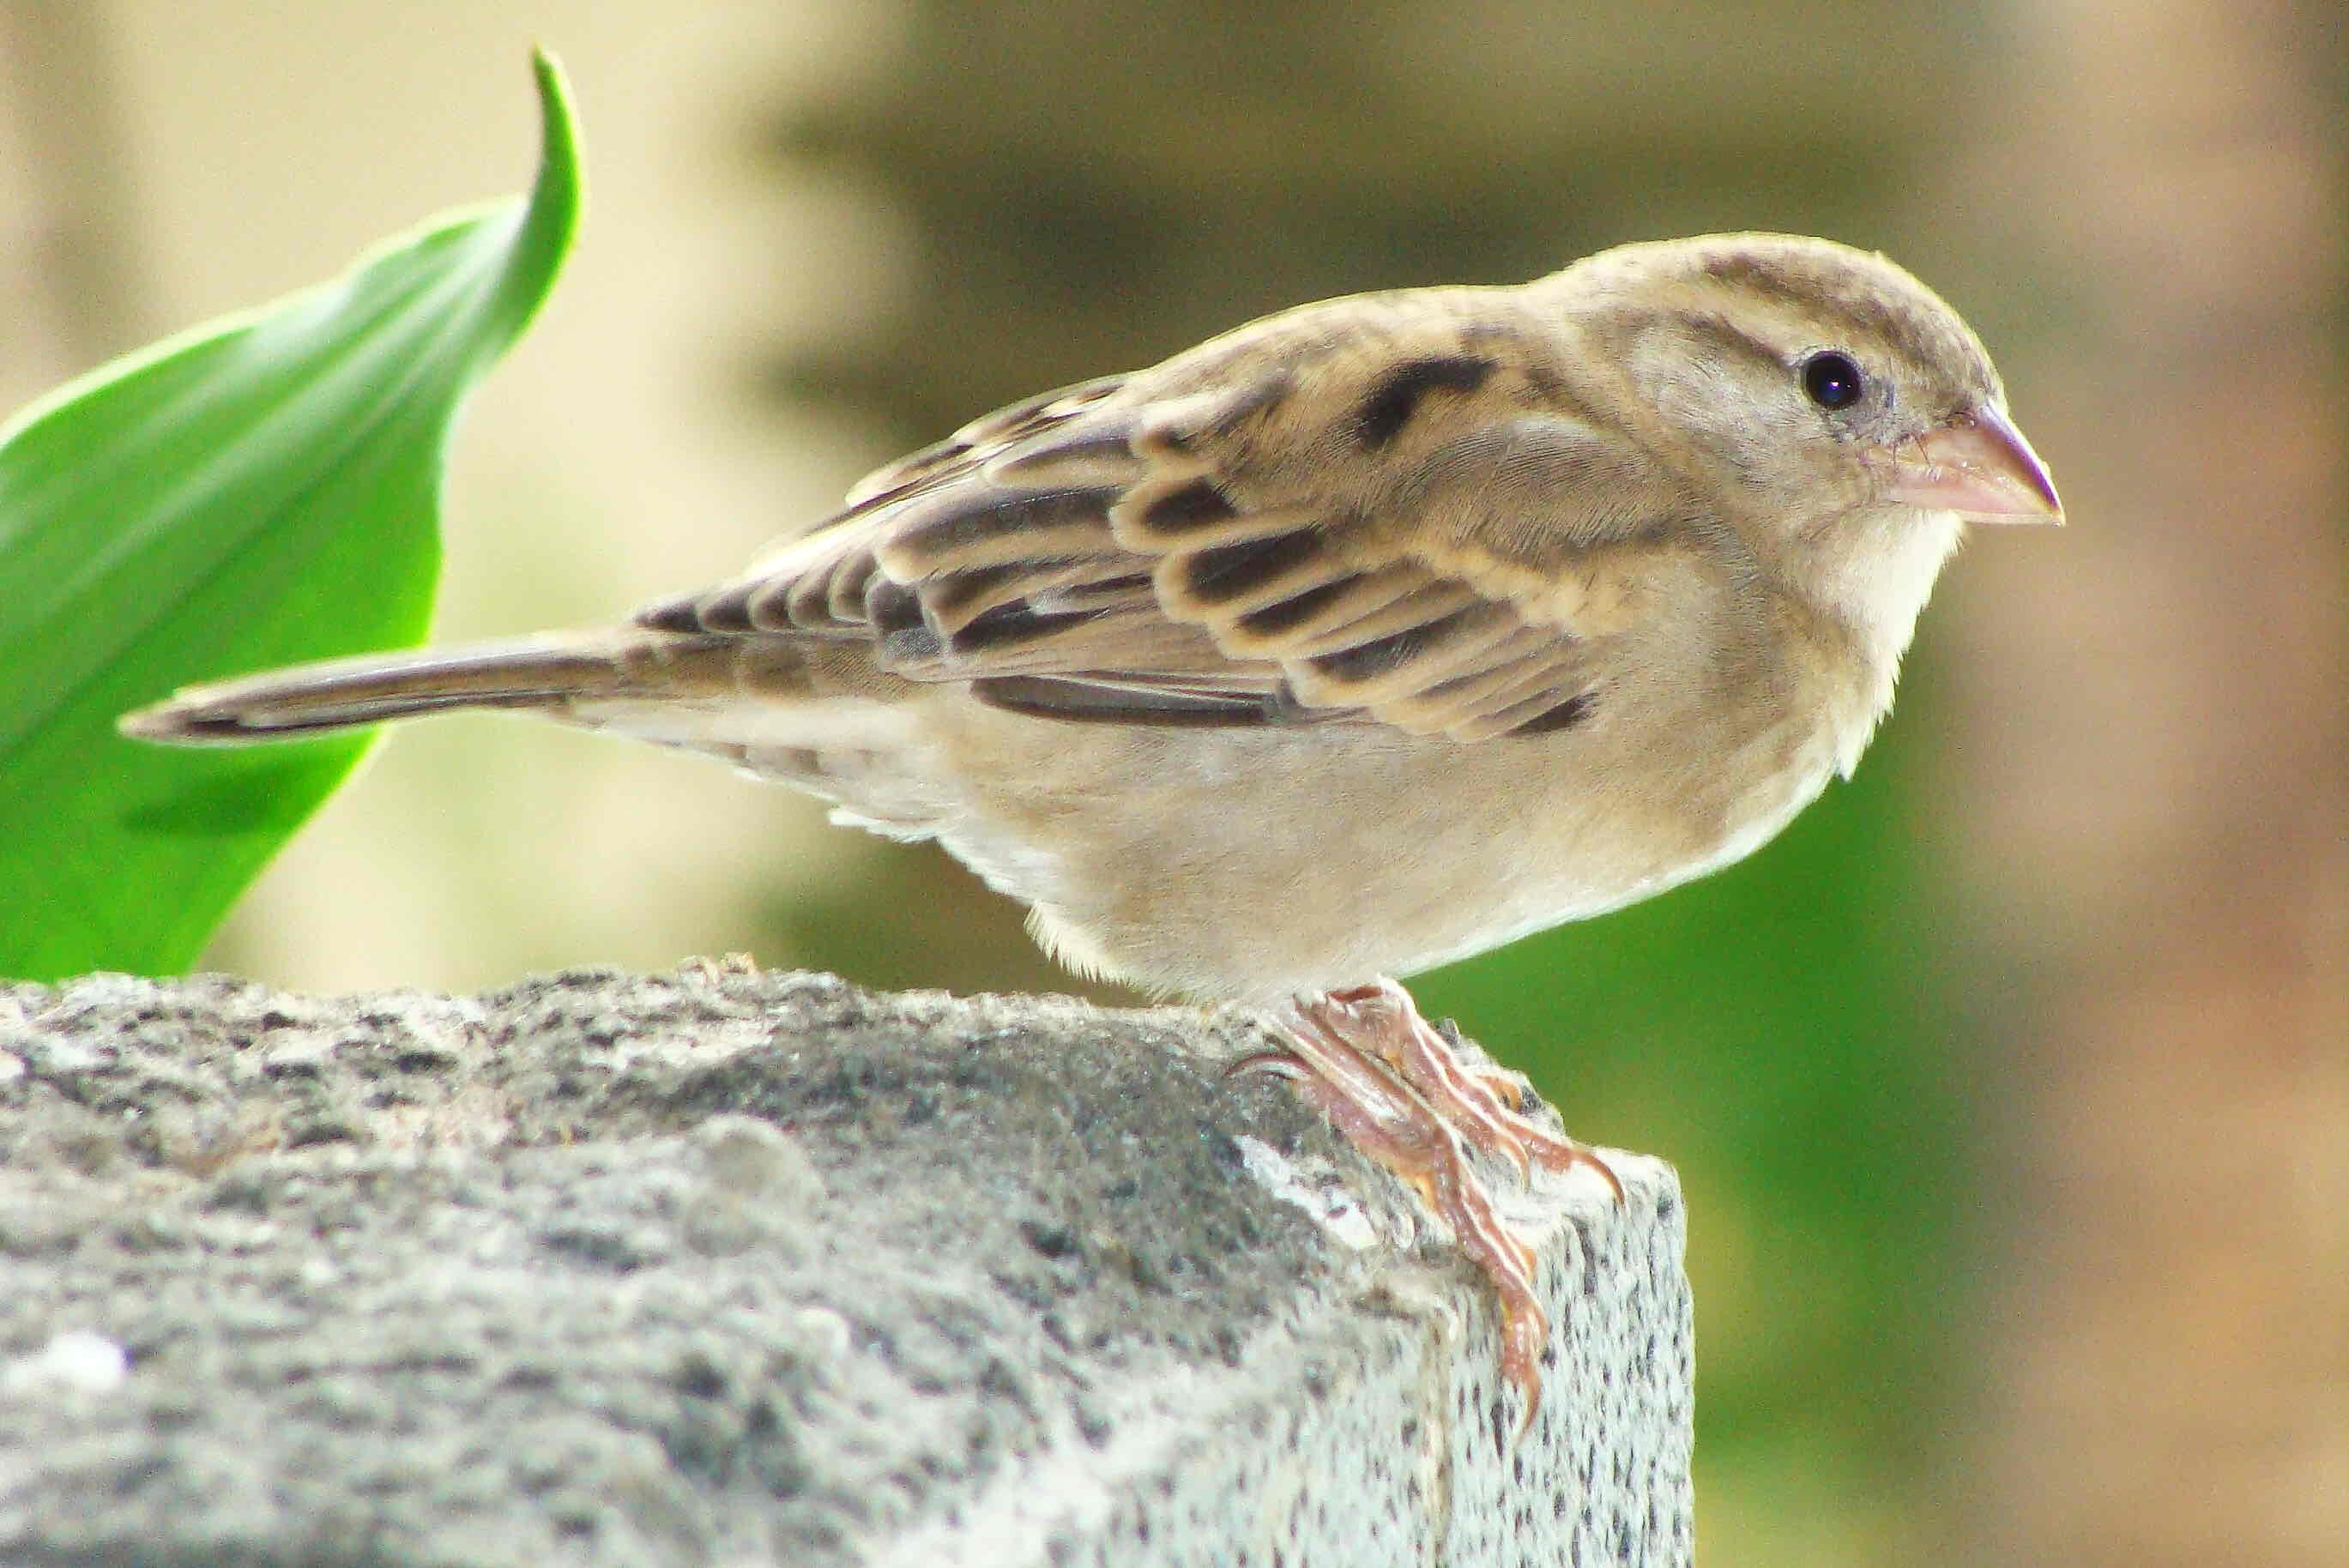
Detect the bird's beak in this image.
<box><xmin>1869</xmin><ymin>405</ymin><xmax>2064</xmax><ymax>524</ymax></box>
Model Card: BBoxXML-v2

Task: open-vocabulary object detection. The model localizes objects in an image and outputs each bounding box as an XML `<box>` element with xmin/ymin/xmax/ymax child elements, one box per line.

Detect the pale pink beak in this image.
<box><xmin>1871</xmin><ymin>405</ymin><xmax>2064</xmax><ymax>524</ymax></box>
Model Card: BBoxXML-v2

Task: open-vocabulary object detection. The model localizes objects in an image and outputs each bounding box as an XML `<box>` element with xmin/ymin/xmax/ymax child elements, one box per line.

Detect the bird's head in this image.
<box><xmin>1569</xmin><ymin>232</ymin><xmax>2062</xmax><ymax>666</ymax></box>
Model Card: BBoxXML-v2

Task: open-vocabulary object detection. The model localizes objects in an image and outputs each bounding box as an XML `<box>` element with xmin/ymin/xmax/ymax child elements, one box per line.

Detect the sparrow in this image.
<box><xmin>121</xmin><ymin>232</ymin><xmax>2062</xmax><ymax>1420</ymax></box>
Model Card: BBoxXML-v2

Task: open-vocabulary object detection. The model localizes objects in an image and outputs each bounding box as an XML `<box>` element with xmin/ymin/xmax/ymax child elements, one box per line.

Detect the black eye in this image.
<box><xmin>1802</xmin><ymin>352</ymin><xmax>1864</xmax><ymax>411</ymax></box>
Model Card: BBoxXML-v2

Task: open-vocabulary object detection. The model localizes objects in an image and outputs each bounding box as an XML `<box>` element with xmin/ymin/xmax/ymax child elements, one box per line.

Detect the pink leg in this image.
<box><xmin>1233</xmin><ymin>978</ymin><xmax>1621</xmax><ymax>1428</ymax></box>
<box><xmin>1309</xmin><ymin>982</ymin><xmax>1622</xmax><ymax>1196</ymax></box>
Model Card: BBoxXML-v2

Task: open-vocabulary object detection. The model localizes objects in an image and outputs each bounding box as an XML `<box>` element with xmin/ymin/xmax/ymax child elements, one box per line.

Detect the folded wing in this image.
<box><xmin>637</xmin><ymin>292</ymin><xmax>1695</xmax><ymax>741</ymax></box>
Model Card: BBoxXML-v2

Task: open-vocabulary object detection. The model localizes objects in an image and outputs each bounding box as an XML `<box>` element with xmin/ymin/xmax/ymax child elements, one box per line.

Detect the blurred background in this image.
<box><xmin>2</xmin><ymin>2</ymin><xmax>2340</xmax><ymax>1563</ymax></box>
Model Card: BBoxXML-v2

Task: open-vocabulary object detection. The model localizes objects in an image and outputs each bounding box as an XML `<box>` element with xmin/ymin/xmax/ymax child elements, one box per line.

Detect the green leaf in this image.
<box><xmin>0</xmin><ymin>51</ymin><xmax>581</xmax><ymax>981</ymax></box>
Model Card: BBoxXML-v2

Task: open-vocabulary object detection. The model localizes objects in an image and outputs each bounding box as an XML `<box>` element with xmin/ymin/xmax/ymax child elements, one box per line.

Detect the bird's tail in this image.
<box><xmin>118</xmin><ymin>630</ymin><xmax>764</xmax><ymax>746</ymax></box>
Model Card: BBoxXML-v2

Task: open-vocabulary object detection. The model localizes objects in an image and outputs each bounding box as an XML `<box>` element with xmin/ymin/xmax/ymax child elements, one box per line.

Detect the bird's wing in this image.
<box><xmin>637</xmin><ymin>292</ymin><xmax>1702</xmax><ymax>740</ymax></box>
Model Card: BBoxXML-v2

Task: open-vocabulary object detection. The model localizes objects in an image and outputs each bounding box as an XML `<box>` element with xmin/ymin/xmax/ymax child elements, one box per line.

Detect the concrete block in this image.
<box><xmin>0</xmin><ymin>969</ymin><xmax>1692</xmax><ymax>1565</ymax></box>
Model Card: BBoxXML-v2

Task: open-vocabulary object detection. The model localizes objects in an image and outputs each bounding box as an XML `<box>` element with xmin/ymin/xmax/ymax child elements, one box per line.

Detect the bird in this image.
<box><xmin>120</xmin><ymin>232</ymin><xmax>2062</xmax><ymax>1420</ymax></box>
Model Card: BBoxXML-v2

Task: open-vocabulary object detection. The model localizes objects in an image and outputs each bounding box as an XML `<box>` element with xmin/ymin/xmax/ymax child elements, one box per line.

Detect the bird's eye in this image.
<box><xmin>1801</xmin><ymin>352</ymin><xmax>1864</xmax><ymax>411</ymax></box>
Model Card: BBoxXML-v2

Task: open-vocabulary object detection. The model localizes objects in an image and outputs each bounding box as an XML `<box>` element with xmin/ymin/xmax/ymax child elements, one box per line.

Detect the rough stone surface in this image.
<box><xmin>0</xmin><ymin>969</ymin><xmax>1693</xmax><ymax>1566</ymax></box>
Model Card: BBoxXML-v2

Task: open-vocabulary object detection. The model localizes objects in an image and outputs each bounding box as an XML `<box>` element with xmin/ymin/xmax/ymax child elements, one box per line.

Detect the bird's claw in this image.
<box><xmin>1258</xmin><ymin>978</ymin><xmax>1621</xmax><ymax>1429</ymax></box>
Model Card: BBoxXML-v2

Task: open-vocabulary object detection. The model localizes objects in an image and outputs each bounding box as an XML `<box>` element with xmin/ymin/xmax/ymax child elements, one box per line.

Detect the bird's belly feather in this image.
<box><xmin>900</xmin><ymin>696</ymin><xmax>1840</xmax><ymax>1001</ymax></box>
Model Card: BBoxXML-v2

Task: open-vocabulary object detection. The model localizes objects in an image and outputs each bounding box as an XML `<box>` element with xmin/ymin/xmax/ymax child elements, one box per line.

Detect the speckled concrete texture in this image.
<box><xmin>0</xmin><ymin>969</ymin><xmax>1691</xmax><ymax>1566</ymax></box>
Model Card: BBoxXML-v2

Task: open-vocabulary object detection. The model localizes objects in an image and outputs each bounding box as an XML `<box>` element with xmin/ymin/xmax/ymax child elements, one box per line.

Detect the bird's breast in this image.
<box><xmin>919</xmin><ymin>686</ymin><xmax>1840</xmax><ymax>1002</ymax></box>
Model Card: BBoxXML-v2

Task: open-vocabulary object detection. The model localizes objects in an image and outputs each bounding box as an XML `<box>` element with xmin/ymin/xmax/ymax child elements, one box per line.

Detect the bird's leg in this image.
<box><xmin>1230</xmin><ymin>978</ymin><xmax>1621</xmax><ymax>1421</ymax></box>
<box><xmin>1337</xmin><ymin>982</ymin><xmax>1623</xmax><ymax>1197</ymax></box>
<box><xmin>1433</xmin><ymin>1016</ymin><xmax>1538</xmax><ymax>1114</ymax></box>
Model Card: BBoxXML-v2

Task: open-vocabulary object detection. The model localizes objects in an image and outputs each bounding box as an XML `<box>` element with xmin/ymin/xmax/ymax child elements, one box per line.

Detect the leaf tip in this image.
<box><xmin>526</xmin><ymin>45</ymin><xmax>581</xmax><ymax>237</ymax></box>
<box><xmin>529</xmin><ymin>45</ymin><xmax>569</xmax><ymax>112</ymax></box>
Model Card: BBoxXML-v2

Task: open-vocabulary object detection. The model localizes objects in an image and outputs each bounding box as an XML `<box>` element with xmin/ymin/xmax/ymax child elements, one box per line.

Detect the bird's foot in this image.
<box><xmin>1231</xmin><ymin>978</ymin><xmax>1621</xmax><ymax>1426</ymax></box>
<box><xmin>1330</xmin><ymin>985</ymin><xmax>1623</xmax><ymax>1195</ymax></box>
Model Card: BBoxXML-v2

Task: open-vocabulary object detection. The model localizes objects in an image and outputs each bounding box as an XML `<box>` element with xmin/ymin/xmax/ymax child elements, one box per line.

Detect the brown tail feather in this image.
<box><xmin>118</xmin><ymin>630</ymin><xmax>755</xmax><ymax>745</ymax></box>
